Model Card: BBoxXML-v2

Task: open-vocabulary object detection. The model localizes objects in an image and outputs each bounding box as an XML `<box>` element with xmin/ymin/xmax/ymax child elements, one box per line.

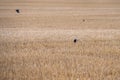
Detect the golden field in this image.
<box><xmin>0</xmin><ymin>0</ymin><xmax>120</xmax><ymax>80</ymax></box>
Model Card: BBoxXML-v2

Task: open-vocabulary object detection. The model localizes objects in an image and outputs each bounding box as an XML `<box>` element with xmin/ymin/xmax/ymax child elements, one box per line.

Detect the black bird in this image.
<box><xmin>74</xmin><ymin>39</ymin><xmax>77</xmax><ymax>43</ymax></box>
<box><xmin>16</xmin><ymin>9</ymin><xmax>20</xmax><ymax>13</ymax></box>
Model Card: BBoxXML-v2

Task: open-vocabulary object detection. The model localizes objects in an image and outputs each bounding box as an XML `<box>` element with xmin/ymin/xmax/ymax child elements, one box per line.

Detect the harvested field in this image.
<box><xmin>0</xmin><ymin>0</ymin><xmax>120</xmax><ymax>80</ymax></box>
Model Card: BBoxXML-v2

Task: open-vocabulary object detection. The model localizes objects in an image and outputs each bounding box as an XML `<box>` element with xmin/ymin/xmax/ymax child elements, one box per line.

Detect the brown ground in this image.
<box><xmin>0</xmin><ymin>0</ymin><xmax>120</xmax><ymax>80</ymax></box>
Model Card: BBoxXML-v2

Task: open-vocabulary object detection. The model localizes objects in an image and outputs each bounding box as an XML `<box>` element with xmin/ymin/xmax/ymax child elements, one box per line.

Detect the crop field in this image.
<box><xmin>0</xmin><ymin>0</ymin><xmax>120</xmax><ymax>80</ymax></box>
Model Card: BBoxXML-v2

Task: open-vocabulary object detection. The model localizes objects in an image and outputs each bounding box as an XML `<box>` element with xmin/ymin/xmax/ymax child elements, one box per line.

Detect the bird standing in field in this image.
<box><xmin>74</xmin><ymin>39</ymin><xmax>77</xmax><ymax>43</ymax></box>
<box><xmin>16</xmin><ymin>9</ymin><xmax>20</xmax><ymax>13</ymax></box>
